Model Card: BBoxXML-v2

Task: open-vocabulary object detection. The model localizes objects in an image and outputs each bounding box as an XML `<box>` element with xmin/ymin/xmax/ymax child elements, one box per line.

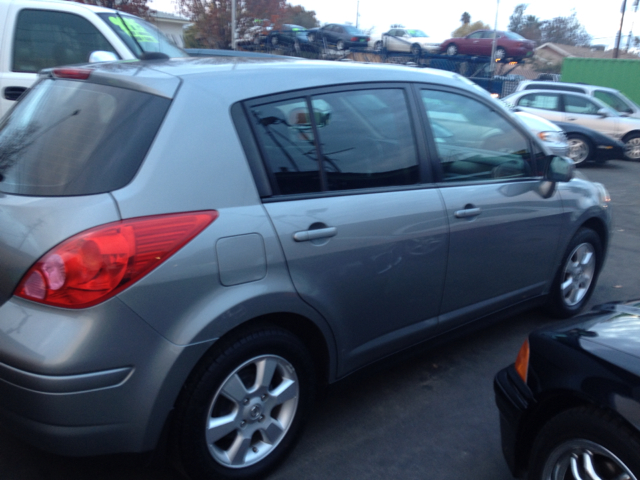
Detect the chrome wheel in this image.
<box><xmin>560</xmin><ymin>242</ymin><xmax>596</xmax><ymax>307</ymax></box>
<box><xmin>495</xmin><ymin>47</ymin><xmax>506</xmax><ymax>60</ymax></box>
<box><xmin>541</xmin><ymin>439</ymin><xmax>637</xmax><ymax>480</ymax></box>
<box><xmin>205</xmin><ymin>354</ymin><xmax>299</xmax><ymax>468</ymax></box>
<box><xmin>446</xmin><ymin>44</ymin><xmax>457</xmax><ymax>55</ymax></box>
<box><xmin>624</xmin><ymin>135</ymin><xmax>640</xmax><ymax>160</ymax></box>
<box><xmin>568</xmin><ymin>137</ymin><xmax>590</xmax><ymax>164</ymax></box>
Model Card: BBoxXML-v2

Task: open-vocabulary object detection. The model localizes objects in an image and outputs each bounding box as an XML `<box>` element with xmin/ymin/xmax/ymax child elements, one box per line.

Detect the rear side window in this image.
<box><xmin>594</xmin><ymin>90</ymin><xmax>634</xmax><ymax>114</ymax></box>
<box><xmin>0</xmin><ymin>79</ymin><xmax>170</xmax><ymax>196</ymax></box>
<box><xmin>518</xmin><ymin>93</ymin><xmax>560</xmax><ymax>111</ymax></box>
<box><xmin>13</xmin><ymin>9</ymin><xmax>118</xmax><ymax>73</ymax></box>
<box><xmin>249</xmin><ymin>88</ymin><xmax>419</xmax><ymax>195</ymax></box>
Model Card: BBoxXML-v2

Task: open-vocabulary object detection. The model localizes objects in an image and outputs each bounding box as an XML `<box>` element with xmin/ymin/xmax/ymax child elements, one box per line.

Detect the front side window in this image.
<box><xmin>518</xmin><ymin>93</ymin><xmax>560</xmax><ymax>111</ymax></box>
<box><xmin>563</xmin><ymin>95</ymin><xmax>600</xmax><ymax>115</ymax></box>
<box><xmin>422</xmin><ymin>90</ymin><xmax>532</xmax><ymax>182</ymax></box>
<box><xmin>13</xmin><ymin>9</ymin><xmax>117</xmax><ymax>73</ymax></box>
<box><xmin>250</xmin><ymin>88</ymin><xmax>419</xmax><ymax>195</ymax></box>
<box><xmin>594</xmin><ymin>90</ymin><xmax>634</xmax><ymax>114</ymax></box>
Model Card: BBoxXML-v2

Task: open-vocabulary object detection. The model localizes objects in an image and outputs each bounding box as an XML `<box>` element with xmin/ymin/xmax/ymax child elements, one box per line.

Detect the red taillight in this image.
<box><xmin>15</xmin><ymin>211</ymin><xmax>218</xmax><ymax>308</ymax></box>
<box><xmin>514</xmin><ymin>339</ymin><xmax>530</xmax><ymax>383</ymax></box>
<box><xmin>351</xmin><ymin>36</ymin><xmax>358</xmax><ymax>41</ymax></box>
<box><xmin>52</xmin><ymin>68</ymin><xmax>92</xmax><ymax>80</ymax></box>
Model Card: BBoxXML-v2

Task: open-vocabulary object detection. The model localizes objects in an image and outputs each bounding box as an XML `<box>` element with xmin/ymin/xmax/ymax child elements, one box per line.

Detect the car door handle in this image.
<box><xmin>454</xmin><ymin>207</ymin><xmax>481</xmax><ymax>218</ymax></box>
<box><xmin>293</xmin><ymin>227</ymin><xmax>338</xmax><ymax>242</ymax></box>
<box><xmin>4</xmin><ymin>86</ymin><xmax>27</xmax><ymax>101</ymax></box>
<box><xmin>567</xmin><ymin>117</ymin><xmax>577</xmax><ymax>121</ymax></box>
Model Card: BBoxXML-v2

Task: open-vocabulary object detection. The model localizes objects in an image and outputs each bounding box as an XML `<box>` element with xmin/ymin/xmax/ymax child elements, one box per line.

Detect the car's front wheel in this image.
<box><xmin>173</xmin><ymin>326</ymin><xmax>315</xmax><ymax>480</ymax></box>
<box><xmin>529</xmin><ymin>406</ymin><xmax>640</xmax><ymax>480</ymax></box>
<box><xmin>410</xmin><ymin>43</ymin><xmax>421</xmax><ymax>56</ymax></box>
<box><xmin>336</xmin><ymin>40</ymin><xmax>345</xmax><ymax>51</ymax></box>
<box><xmin>446</xmin><ymin>43</ymin><xmax>458</xmax><ymax>55</ymax></box>
<box><xmin>546</xmin><ymin>228</ymin><xmax>602</xmax><ymax>318</ymax></box>
<box><xmin>494</xmin><ymin>47</ymin><xmax>506</xmax><ymax>60</ymax></box>
<box><xmin>373</xmin><ymin>41</ymin><xmax>383</xmax><ymax>52</ymax></box>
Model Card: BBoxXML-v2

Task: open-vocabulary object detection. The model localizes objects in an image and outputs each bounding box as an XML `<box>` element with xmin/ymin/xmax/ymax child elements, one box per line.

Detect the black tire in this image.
<box><xmin>307</xmin><ymin>33</ymin><xmax>316</xmax><ymax>43</ymax></box>
<box><xmin>495</xmin><ymin>47</ymin><xmax>506</xmax><ymax>60</ymax></box>
<box><xmin>336</xmin><ymin>40</ymin><xmax>345</xmax><ymax>51</ymax></box>
<box><xmin>623</xmin><ymin>132</ymin><xmax>640</xmax><ymax>161</ymax></box>
<box><xmin>529</xmin><ymin>406</ymin><xmax>640</xmax><ymax>480</ymax></box>
<box><xmin>446</xmin><ymin>43</ymin><xmax>458</xmax><ymax>56</ymax></box>
<box><xmin>411</xmin><ymin>43</ymin><xmax>421</xmax><ymax>56</ymax></box>
<box><xmin>270</xmin><ymin>36</ymin><xmax>278</xmax><ymax>46</ymax></box>
<box><xmin>566</xmin><ymin>133</ymin><xmax>593</xmax><ymax>164</ymax></box>
<box><xmin>173</xmin><ymin>326</ymin><xmax>315</xmax><ymax>480</ymax></box>
<box><xmin>546</xmin><ymin>228</ymin><xmax>602</xmax><ymax>318</ymax></box>
<box><xmin>373</xmin><ymin>41</ymin><xmax>383</xmax><ymax>52</ymax></box>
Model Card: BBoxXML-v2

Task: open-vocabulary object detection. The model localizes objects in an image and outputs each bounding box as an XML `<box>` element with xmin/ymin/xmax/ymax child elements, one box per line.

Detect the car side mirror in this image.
<box><xmin>596</xmin><ymin>108</ymin><xmax>610</xmax><ymax>118</ymax></box>
<box><xmin>89</xmin><ymin>51</ymin><xmax>119</xmax><ymax>63</ymax></box>
<box><xmin>545</xmin><ymin>156</ymin><xmax>574</xmax><ymax>183</ymax></box>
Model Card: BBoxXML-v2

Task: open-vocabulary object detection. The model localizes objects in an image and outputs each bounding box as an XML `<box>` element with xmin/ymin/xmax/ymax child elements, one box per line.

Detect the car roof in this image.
<box><xmin>1</xmin><ymin>0</ymin><xmax>116</xmax><ymax>13</ymax></box>
<box><xmin>519</xmin><ymin>80</ymin><xmax>620</xmax><ymax>94</ymax></box>
<box><xmin>69</xmin><ymin>56</ymin><xmax>485</xmax><ymax>105</ymax></box>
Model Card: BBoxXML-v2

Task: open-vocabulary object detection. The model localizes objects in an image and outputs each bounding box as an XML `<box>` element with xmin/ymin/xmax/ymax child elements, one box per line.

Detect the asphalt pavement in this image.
<box><xmin>1</xmin><ymin>160</ymin><xmax>638</xmax><ymax>480</ymax></box>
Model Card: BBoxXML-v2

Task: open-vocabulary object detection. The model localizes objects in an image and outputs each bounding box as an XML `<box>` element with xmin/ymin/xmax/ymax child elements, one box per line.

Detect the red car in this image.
<box><xmin>440</xmin><ymin>30</ymin><xmax>535</xmax><ymax>61</ymax></box>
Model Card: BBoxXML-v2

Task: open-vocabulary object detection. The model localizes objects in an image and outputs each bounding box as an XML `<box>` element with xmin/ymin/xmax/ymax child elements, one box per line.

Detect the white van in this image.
<box><xmin>0</xmin><ymin>0</ymin><xmax>186</xmax><ymax>116</ymax></box>
<box><xmin>516</xmin><ymin>80</ymin><xmax>640</xmax><ymax>119</ymax></box>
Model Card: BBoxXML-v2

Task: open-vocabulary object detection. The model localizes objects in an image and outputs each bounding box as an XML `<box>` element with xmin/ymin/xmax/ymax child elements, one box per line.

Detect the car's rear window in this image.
<box><xmin>0</xmin><ymin>78</ymin><xmax>170</xmax><ymax>196</ymax></box>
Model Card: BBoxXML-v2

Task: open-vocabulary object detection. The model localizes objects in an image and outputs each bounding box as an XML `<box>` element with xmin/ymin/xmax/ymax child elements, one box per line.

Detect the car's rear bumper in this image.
<box><xmin>0</xmin><ymin>297</ymin><xmax>212</xmax><ymax>456</ymax></box>
<box><xmin>493</xmin><ymin>365</ymin><xmax>535</xmax><ymax>478</ymax></box>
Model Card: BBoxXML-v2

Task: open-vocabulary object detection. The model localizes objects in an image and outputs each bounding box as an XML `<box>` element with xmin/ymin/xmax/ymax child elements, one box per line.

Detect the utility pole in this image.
<box><xmin>615</xmin><ymin>0</ymin><xmax>628</xmax><ymax>58</ymax></box>
<box><xmin>490</xmin><ymin>0</ymin><xmax>499</xmax><ymax>76</ymax></box>
<box><xmin>356</xmin><ymin>0</ymin><xmax>360</xmax><ymax>30</ymax></box>
<box><xmin>626</xmin><ymin>0</ymin><xmax>639</xmax><ymax>52</ymax></box>
<box><xmin>231</xmin><ymin>0</ymin><xmax>236</xmax><ymax>50</ymax></box>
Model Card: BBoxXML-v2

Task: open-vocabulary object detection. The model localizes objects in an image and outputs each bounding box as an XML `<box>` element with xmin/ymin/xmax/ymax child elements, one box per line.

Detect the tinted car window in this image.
<box><xmin>564</xmin><ymin>95</ymin><xmax>599</xmax><ymax>114</ymax></box>
<box><xmin>0</xmin><ymin>79</ymin><xmax>170</xmax><ymax>196</ymax></box>
<box><xmin>250</xmin><ymin>89</ymin><xmax>419</xmax><ymax>195</ymax></box>
<box><xmin>518</xmin><ymin>93</ymin><xmax>560</xmax><ymax>111</ymax></box>
<box><xmin>13</xmin><ymin>9</ymin><xmax>118</xmax><ymax>73</ymax></box>
<box><xmin>468</xmin><ymin>32</ymin><xmax>484</xmax><ymax>39</ymax></box>
<box><xmin>422</xmin><ymin>90</ymin><xmax>531</xmax><ymax>182</ymax></box>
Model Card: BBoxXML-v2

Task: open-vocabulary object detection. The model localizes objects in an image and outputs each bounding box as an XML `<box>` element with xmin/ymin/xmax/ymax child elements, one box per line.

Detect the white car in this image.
<box><xmin>373</xmin><ymin>28</ymin><xmax>440</xmax><ymax>55</ymax></box>
<box><xmin>514</xmin><ymin>111</ymin><xmax>569</xmax><ymax>158</ymax></box>
<box><xmin>502</xmin><ymin>89</ymin><xmax>640</xmax><ymax>160</ymax></box>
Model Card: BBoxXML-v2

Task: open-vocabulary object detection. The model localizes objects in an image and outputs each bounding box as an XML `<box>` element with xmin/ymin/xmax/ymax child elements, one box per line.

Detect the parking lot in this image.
<box><xmin>0</xmin><ymin>159</ymin><xmax>637</xmax><ymax>480</ymax></box>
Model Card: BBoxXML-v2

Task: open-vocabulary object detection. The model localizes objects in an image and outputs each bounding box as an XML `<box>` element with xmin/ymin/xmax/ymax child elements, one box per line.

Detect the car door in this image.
<box><xmin>246</xmin><ymin>85</ymin><xmax>449</xmax><ymax>376</ymax></box>
<box><xmin>465</xmin><ymin>31</ymin><xmax>485</xmax><ymax>55</ymax></box>
<box><xmin>513</xmin><ymin>92</ymin><xmax>565</xmax><ymax>123</ymax></box>
<box><xmin>562</xmin><ymin>93</ymin><xmax>620</xmax><ymax>139</ymax></box>
<box><xmin>386</xmin><ymin>29</ymin><xmax>409</xmax><ymax>52</ymax></box>
<box><xmin>418</xmin><ymin>87</ymin><xmax>564</xmax><ymax>330</ymax></box>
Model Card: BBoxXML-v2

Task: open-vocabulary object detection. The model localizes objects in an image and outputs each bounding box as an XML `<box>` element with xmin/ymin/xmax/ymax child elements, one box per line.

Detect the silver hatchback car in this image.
<box><xmin>0</xmin><ymin>57</ymin><xmax>611</xmax><ymax>479</ymax></box>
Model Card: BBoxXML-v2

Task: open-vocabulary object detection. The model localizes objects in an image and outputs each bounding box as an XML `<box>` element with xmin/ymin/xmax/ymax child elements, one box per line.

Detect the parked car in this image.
<box><xmin>307</xmin><ymin>23</ymin><xmax>369</xmax><ymax>50</ymax></box>
<box><xmin>267</xmin><ymin>24</ymin><xmax>317</xmax><ymax>52</ymax></box>
<box><xmin>516</xmin><ymin>80</ymin><xmax>640</xmax><ymax>119</ymax></box>
<box><xmin>555</xmin><ymin>121</ymin><xmax>625</xmax><ymax>164</ymax></box>
<box><xmin>503</xmin><ymin>89</ymin><xmax>640</xmax><ymax>160</ymax></box>
<box><xmin>373</xmin><ymin>28</ymin><xmax>440</xmax><ymax>55</ymax></box>
<box><xmin>186</xmin><ymin>48</ymin><xmax>280</xmax><ymax>58</ymax></box>
<box><xmin>0</xmin><ymin>0</ymin><xmax>187</xmax><ymax>117</ymax></box>
<box><xmin>440</xmin><ymin>30</ymin><xmax>535</xmax><ymax>61</ymax></box>
<box><xmin>0</xmin><ymin>57</ymin><xmax>610</xmax><ymax>480</ymax></box>
<box><xmin>513</xmin><ymin>111</ymin><xmax>569</xmax><ymax>157</ymax></box>
<box><xmin>494</xmin><ymin>300</ymin><xmax>640</xmax><ymax>480</ymax></box>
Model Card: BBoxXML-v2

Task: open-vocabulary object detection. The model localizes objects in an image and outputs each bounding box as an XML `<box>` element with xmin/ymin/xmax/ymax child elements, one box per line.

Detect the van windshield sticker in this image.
<box><xmin>108</xmin><ymin>16</ymin><xmax>158</xmax><ymax>44</ymax></box>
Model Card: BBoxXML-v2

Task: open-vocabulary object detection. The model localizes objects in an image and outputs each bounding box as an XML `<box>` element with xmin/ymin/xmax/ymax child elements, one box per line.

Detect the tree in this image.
<box><xmin>281</xmin><ymin>4</ymin><xmax>319</xmax><ymax>29</ymax></box>
<box><xmin>460</xmin><ymin>12</ymin><xmax>470</xmax><ymax>25</ymax></box>
<box><xmin>71</xmin><ymin>0</ymin><xmax>150</xmax><ymax>17</ymax></box>
<box><xmin>508</xmin><ymin>4</ymin><xmax>541</xmax><ymax>42</ymax></box>
<box><xmin>539</xmin><ymin>12</ymin><xmax>591</xmax><ymax>46</ymax></box>
<box><xmin>452</xmin><ymin>19</ymin><xmax>490</xmax><ymax>38</ymax></box>
<box><xmin>178</xmin><ymin>0</ymin><xmax>287</xmax><ymax>49</ymax></box>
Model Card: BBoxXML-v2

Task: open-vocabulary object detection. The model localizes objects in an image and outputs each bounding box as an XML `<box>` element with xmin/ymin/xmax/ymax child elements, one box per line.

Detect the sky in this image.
<box><xmin>149</xmin><ymin>0</ymin><xmax>639</xmax><ymax>48</ymax></box>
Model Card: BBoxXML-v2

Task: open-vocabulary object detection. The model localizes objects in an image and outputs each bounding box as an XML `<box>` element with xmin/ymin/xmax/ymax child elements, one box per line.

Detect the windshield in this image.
<box><xmin>98</xmin><ymin>13</ymin><xmax>187</xmax><ymax>58</ymax></box>
<box><xmin>406</xmin><ymin>29</ymin><xmax>428</xmax><ymax>37</ymax></box>
<box><xmin>504</xmin><ymin>31</ymin><xmax>526</xmax><ymax>40</ymax></box>
<box><xmin>344</xmin><ymin>26</ymin><xmax>365</xmax><ymax>35</ymax></box>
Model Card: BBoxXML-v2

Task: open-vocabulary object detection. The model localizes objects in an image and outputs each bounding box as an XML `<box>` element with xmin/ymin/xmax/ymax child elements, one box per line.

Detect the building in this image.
<box><xmin>148</xmin><ymin>10</ymin><xmax>190</xmax><ymax>48</ymax></box>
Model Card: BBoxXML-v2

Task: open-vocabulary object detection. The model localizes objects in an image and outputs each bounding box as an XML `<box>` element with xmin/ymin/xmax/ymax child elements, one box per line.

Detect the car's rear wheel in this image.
<box><xmin>374</xmin><ymin>41</ymin><xmax>383</xmax><ymax>52</ymax></box>
<box><xmin>567</xmin><ymin>134</ymin><xmax>592</xmax><ymax>164</ymax></box>
<box><xmin>529</xmin><ymin>406</ymin><xmax>640</xmax><ymax>480</ymax></box>
<box><xmin>624</xmin><ymin>133</ymin><xmax>640</xmax><ymax>160</ymax></box>
<box><xmin>446</xmin><ymin>43</ymin><xmax>458</xmax><ymax>55</ymax></box>
<box><xmin>546</xmin><ymin>228</ymin><xmax>601</xmax><ymax>318</ymax></box>
<box><xmin>495</xmin><ymin>47</ymin><xmax>506</xmax><ymax>60</ymax></box>
<box><xmin>307</xmin><ymin>33</ymin><xmax>316</xmax><ymax>43</ymax></box>
<box><xmin>336</xmin><ymin>40</ymin><xmax>345</xmax><ymax>51</ymax></box>
<box><xmin>411</xmin><ymin>43</ymin><xmax>421</xmax><ymax>56</ymax></box>
<box><xmin>173</xmin><ymin>326</ymin><xmax>315</xmax><ymax>480</ymax></box>
<box><xmin>270</xmin><ymin>36</ymin><xmax>278</xmax><ymax>46</ymax></box>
